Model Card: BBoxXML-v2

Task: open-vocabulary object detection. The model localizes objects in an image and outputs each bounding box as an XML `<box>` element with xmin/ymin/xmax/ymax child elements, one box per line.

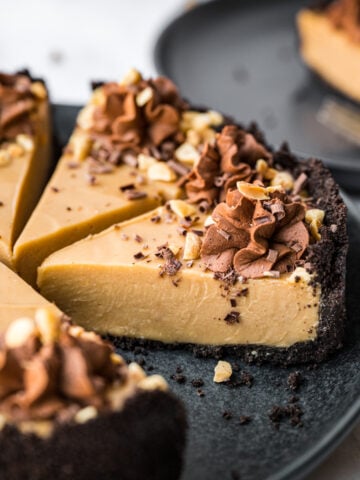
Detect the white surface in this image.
<box><xmin>0</xmin><ymin>0</ymin><xmax>186</xmax><ymax>104</ymax></box>
<box><xmin>1</xmin><ymin>1</ymin><xmax>359</xmax><ymax>478</ymax></box>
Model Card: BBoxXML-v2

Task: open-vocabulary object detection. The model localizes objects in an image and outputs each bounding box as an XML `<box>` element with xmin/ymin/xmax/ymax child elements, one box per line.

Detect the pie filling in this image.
<box><xmin>0</xmin><ymin>72</ymin><xmax>51</xmax><ymax>268</ymax></box>
<box><xmin>297</xmin><ymin>1</ymin><xmax>360</xmax><ymax>102</ymax></box>
<box><xmin>38</xmin><ymin>207</ymin><xmax>320</xmax><ymax>348</ymax></box>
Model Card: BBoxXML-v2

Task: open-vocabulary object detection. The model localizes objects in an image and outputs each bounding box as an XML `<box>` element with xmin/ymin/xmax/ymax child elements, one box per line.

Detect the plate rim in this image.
<box><xmin>53</xmin><ymin>103</ymin><xmax>360</xmax><ymax>480</ymax></box>
<box><xmin>153</xmin><ymin>0</ymin><xmax>360</xmax><ymax>176</ymax></box>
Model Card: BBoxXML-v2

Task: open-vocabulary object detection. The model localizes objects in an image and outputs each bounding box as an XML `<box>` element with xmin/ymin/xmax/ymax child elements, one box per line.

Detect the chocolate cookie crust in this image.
<box><xmin>110</xmin><ymin>142</ymin><xmax>348</xmax><ymax>366</ymax></box>
<box><xmin>0</xmin><ymin>390</ymin><xmax>187</xmax><ymax>480</ymax></box>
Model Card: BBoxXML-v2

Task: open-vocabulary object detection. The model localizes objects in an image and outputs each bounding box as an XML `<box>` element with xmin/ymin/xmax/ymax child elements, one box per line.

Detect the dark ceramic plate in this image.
<box><xmin>154</xmin><ymin>0</ymin><xmax>360</xmax><ymax>191</ymax></box>
<box><xmin>53</xmin><ymin>104</ymin><xmax>360</xmax><ymax>480</ymax></box>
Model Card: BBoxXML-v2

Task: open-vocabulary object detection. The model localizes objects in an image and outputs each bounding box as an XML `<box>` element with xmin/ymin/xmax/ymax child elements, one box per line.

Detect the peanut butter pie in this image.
<box><xmin>38</xmin><ymin>125</ymin><xmax>348</xmax><ymax>364</ymax></box>
<box><xmin>13</xmin><ymin>69</ymin><xmax>224</xmax><ymax>287</ymax></box>
<box><xmin>0</xmin><ymin>262</ymin><xmax>62</xmax><ymax>332</ymax></box>
<box><xmin>0</xmin><ymin>70</ymin><xmax>51</xmax><ymax>269</ymax></box>
<box><xmin>297</xmin><ymin>0</ymin><xmax>360</xmax><ymax>103</ymax></box>
<box><xmin>0</xmin><ymin>309</ymin><xmax>186</xmax><ymax>480</ymax></box>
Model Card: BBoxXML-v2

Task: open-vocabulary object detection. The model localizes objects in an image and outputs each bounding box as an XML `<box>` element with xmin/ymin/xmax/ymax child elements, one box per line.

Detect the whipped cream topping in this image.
<box><xmin>201</xmin><ymin>186</ymin><xmax>309</xmax><ymax>279</ymax></box>
<box><xmin>0</xmin><ymin>72</ymin><xmax>40</xmax><ymax>141</ymax></box>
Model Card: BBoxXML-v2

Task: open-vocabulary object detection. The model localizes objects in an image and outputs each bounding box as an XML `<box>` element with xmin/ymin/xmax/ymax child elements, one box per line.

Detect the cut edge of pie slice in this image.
<box><xmin>0</xmin><ymin>71</ymin><xmax>52</xmax><ymax>269</ymax></box>
<box><xmin>0</xmin><ymin>262</ymin><xmax>63</xmax><ymax>332</ymax></box>
<box><xmin>297</xmin><ymin>3</ymin><xmax>360</xmax><ymax>103</ymax></box>
<box><xmin>13</xmin><ymin>69</ymin><xmax>224</xmax><ymax>287</ymax></box>
<box><xmin>38</xmin><ymin>129</ymin><xmax>348</xmax><ymax>365</ymax></box>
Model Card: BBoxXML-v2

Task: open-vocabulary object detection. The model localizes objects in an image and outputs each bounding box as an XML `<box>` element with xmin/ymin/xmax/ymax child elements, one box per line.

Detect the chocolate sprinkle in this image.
<box><xmin>224</xmin><ymin>311</ymin><xmax>240</xmax><ymax>325</ymax></box>
<box><xmin>125</xmin><ymin>190</ymin><xmax>148</xmax><ymax>200</ymax></box>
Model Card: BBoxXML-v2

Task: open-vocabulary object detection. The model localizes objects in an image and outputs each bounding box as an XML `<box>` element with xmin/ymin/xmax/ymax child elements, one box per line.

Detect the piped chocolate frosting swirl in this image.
<box><xmin>201</xmin><ymin>187</ymin><xmax>309</xmax><ymax>278</ymax></box>
<box><xmin>181</xmin><ymin>125</ymin><xmax>271</xmax><ymax>207</ymax></box>
<box><xmin>87</xmin><ymin>75</ymin><xmax>188</xmax><ymax>164</ymax></box>
<box><xmin>0</xmin><ymin>72</ymin><xmax>39</xmax><ymax>141</ymax></box>
<box><xmin>0</xmin><ymin>312</ymin><xmax>126</xmax><ymax>422</ymax></box>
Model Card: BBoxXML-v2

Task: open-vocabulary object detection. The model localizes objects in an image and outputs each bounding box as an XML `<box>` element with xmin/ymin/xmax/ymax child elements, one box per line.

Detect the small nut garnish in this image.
<box><xmin>183</xmin><ymin>231</ymin><xmax>202</xmax><ymax>260</ymax></box>
<box><xmin>175</xmin><ymin>142</ymin><xmax>201</xmax><ymax>165</ymax></box>
<box><xmin>168</xmin><ymin>244</ymin><xmax>181</xmax><ymax>257</ymax></box>
<box><xmin>288</xmin><ymin>267</ymin><xmax>312</xmax><ymax>284</ymax></box>
<box><xmin>181</xmin><ymin>110</ymin><xmax>224</xmax><ymax>133</ymax></box>
<box><xmin>30</xmin><ymin>81</ymin><xmax>47</xmax><ymax>100</ymax></box>
<box><xmin>0</xmin><ymin>414</ymin><xmax>6</xmax><ymax>431</ymax></box>
<box><xmin>120</xmin><ymin>68</ymin><xmax>142</xmax><ymax>86</ymax></box>
<box><xmin>237</xmin><ymin>181</ymin><xmax>270</xmax><ymax>200</ymax></box>
<box><xmin>16</xmin><ymin>134</ymin><xmax>34</xmax><ymax>152</ymax></box>
<box><xmin>74</xmin><ymin>406</ymin><xmax>98</xmax><ymax>424</ymax></box>
<box><xmin>111</xmin><ymin>352</ymin><xmax>125</xmax><ymax>365</ymax></box>
<box><xmin>138</xmin><ymin>375</ymin><xmax>168</xmax><ymax>391</ymax></box>
<box><xmin>137</xmin><ymin>153</ymin><xmax>158</xmax><ymax>171</ymax></box>
<box><xmin>168</xmin><ymin>199</ymin><xmax>197</xmax><ymax>218</ymax></box>
<box><xmin>128</xmin><ymin>362</ymin><xmax>147</xmax><ymax>382</ymax></box>
<box><xmin>208</xmin><ymin>110</ymin><xmax>224</xmax><ymax>126</ymax></box>
<box><xmin>8</xmin><ymin>143</ymin><xmax>24</xmax><ymax>158</ymax></box>
<box><xmin>255</xmin><ymin>159</ymin><xmax>276</xmax><ymax>180</ymax></box>
<box><xmin>19</xmin><ymin>420</ymin><xmax>53</xmax><ymax>439</ymax></box>
<box><xmin>305</xmin><ymin>208</ymin><xmax>325</xmax><ymax>241</ymax></box>
<box><xmin>0</xmin><ymin>149</ymin><xmax>12</xmax><ymax>167</ymax></box>
<box><xmin>213</xmin><ymin>360</ymin><xmax>232</xmax><ymax>383</ymax></box>
<box><xmin>186</xmin><ymin>129</ymin><xmax>201</xmax><ymax>147</ymax></box>
<box><xmin>204</xmin><ymin>215</ymin><xmax>215</xmax><ymax>227</ymax></box>
<box><xmin>147</xmin><ymin>162</ymin><xmax>177</xmax><ymax>182</ymax></box>
<box><xmin>71</xmin><ymin>132</ymin><xmax>93</xmax><ymax>162</ymax></box>
<box><xmin>271</xmin><ymin>171</ymin><xmax>294</xmax><ymax>191</ymax></box>
<box><xmin>34</xmin><ymin>308</ymin><xmax>61</xmax><ymax>345</ymax></box>
<box><xmin>77</xmin><ymin>104</ymin><xmax>96</xmax><ymax>130</ymax></box>
<box><xmin>136</xmin><ymin>86</ymin><xmax>153</xmax><ymax>107</ymax></box>
<box><xmin>90</xmin><ymin>87</ymin><xmax>106</xmax><ymax>107</ymax></box>
<box><xmin>69</xmin><ymin>325</ymin><xmax>85</xmax><ymax>337</ymax></box>
<box><xmin>5</xmin><ymin>317</ymin><xmax>36</xmax><ymax>349</ymax></box>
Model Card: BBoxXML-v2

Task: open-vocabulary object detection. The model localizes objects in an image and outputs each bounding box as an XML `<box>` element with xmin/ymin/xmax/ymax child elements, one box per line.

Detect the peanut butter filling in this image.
<box><xmin>38</xmin><ymin>203</ymin><xmax>321</xmax><ymax>349</ymax></box>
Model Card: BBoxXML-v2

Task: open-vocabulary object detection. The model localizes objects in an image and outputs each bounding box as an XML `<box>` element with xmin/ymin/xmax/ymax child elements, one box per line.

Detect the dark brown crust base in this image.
<box><xmin>109</xmin><ymin>143</ymin><xmax>348</xmax><ymax>366</ymax></box>
<box><xmin>0</xmin><ymin>389</ymin><xmax>187</xmax><ymax>480</ymax></box>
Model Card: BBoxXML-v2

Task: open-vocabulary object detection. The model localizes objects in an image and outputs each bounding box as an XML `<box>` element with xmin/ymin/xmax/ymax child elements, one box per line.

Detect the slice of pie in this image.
<box><xmin>13</xmin><ymin>69</ymin><xmax>224</xmax><ymax>287</ymax></box>
<box><xmin>0</xmin><ymin>260</ymin><xmax>62</xmax><ymax>331</ymax></box>
<box><xmin>0</xmin><ymin>71</ymin><xmax>51</xmax><ymax>269</ymax></box>
<box><xmin>0</xmin><ymin>309</ymin><xmax>186</xmax><ymax>480</ymax></box>
<box><xmin>38</xmin><ymin>125</ymin><xmax>348</xmax><ymax>364</ymax></box>
<box><xmin>297</xmin><ymin>0</ymin><xmax>360</xmax><ymax>102</ymax></box>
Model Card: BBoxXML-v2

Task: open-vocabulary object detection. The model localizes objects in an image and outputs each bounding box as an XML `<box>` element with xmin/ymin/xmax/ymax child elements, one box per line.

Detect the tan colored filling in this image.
<box><xmin>0</xmin><ymin>101</ymin><xmax>51</xmax><ymax>269</ymax></box>
<box><xmin>38</xmin><ymin>208</ymin><xmax>320</xmax><ymax>349</ymax></box>
<box><xmin>297</xmin><ymin>9</ymin><xmax>360</xmax><ymax>102</ymax></box>
<box><xmin>0</xmin><ymin>263</ymin><xmax>61</xmax><ymax>332</ymax></box>
<box><xmin>13</xmin><ymin>129</ymin><xmax>183</xmax><ymax>287</ymax></box>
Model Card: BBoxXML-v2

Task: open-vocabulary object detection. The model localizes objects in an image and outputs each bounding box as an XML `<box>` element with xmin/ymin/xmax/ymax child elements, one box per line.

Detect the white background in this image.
<box><xmin>1</xmin><ymin>1</ymin><xmax>359</xmax><ymax>478</ymax></box>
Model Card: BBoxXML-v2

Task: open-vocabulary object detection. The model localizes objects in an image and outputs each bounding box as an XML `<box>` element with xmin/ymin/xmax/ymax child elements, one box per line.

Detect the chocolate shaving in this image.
<box><xmin>217</xmin><ymin>228</ymin><xmax>231</xmax><ymax>241</ymax></box>
<box><xmin>292</xmin><ymin>172</ymin><xmax>308</xmax><ymax>195</ymax></box>
<box><xmin>224</xmin><ymin>311</ymin><xmax>240</xmax><ymax>324</ymax></box>
<box><xmin>133</xmin><ymin>252</ymin><xmax>145</xmax><ymax>260</ymax></box>
<box><xmin>167</xmin><ymin>159</ymin><xmax>190</xmax><ymax>176</ymax></box>
<box><xmin>150</xmin><ymin>215</ymin><xmax>161</xmax><ymax>223</ymax></box>
<box><xmin>270</xmin><ymin>202</ymin><xmax>285</xmax><ymax>220</ymax></box>
<box><xmin>266</xmin><ymin>249</ymin><xmax>278</xmax><ymax>263</ymax></box>
<box><xmin>119</xmin><ymin>183</ymin><xmax>135</xmax><ymax>192</ymax></box>
<box><xmin>125</xmin><ymin>190</ymin><xmax>147</xmax><ymax>200</ymax></box>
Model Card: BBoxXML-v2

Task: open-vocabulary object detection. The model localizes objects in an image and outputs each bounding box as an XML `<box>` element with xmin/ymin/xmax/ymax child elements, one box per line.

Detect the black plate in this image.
<box><xmin>53</xmin><ymin>105</ymin><xmax>360</xmax><ymax>480</ymax></box>
<box><xmin>154</xmin><ymin>0</ymin><xmax>360</xmax><ymax>190</ymax></box>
